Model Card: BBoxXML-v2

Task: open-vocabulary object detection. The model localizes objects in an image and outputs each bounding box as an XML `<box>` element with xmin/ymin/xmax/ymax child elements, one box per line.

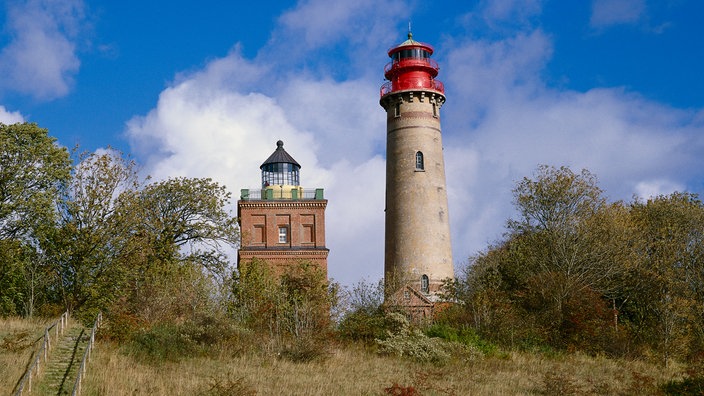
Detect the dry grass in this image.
<box><xmin>81</xmin><ymin>342</ymin><xmax>684</xmax><ymax>395</ymax></box>
<box><xmin>1</xmin><ymin>315</ymin><xmax>686</xmax><ymax>395</ymax></box>
<box><xmin>0</xmin><ymin>316</ymin><xmax>54</xmax><ymax>394</ymax></box>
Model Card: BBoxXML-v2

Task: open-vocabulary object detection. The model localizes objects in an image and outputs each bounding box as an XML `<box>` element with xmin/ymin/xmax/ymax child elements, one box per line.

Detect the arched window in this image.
<box><xmin>415</xmin><ymin>151</ymin><xmax>424</xmax><ymax>171</ymax></box>
<box><xmin>421</xmin><ymin>275</ymin><xmax>429</xmax><ymax>293</ymax></box>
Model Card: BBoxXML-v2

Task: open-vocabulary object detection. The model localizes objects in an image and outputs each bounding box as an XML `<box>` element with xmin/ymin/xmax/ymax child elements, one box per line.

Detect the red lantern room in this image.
<box><xmin>380</xmin><ymin>31</ymin><xmax>445</xmax><ymax>97</ymax></box>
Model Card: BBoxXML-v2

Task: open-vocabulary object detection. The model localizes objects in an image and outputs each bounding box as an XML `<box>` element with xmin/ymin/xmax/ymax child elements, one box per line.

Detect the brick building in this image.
<box><xmin>237</xmin><ymin>140</ymin><xmax>328</xmax><ymax>276</ymax></box>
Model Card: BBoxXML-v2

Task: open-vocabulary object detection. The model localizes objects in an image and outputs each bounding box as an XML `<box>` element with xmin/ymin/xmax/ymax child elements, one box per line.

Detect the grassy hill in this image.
<box><xmin>81</xmin><ymin>340</ymin><xmax>681</xmax><ymax>395</ymax></box>
<box><xmin>2</xmin><ymin>316</ymin><xmax>689</xmax><ymax>395</ymax></box>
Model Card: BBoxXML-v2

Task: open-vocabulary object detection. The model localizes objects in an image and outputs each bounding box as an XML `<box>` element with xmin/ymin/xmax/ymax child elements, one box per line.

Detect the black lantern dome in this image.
<box><xmin>260</xmin><ymin>140</ymin><xmax>301</xmax><ymax>187</ymax></box>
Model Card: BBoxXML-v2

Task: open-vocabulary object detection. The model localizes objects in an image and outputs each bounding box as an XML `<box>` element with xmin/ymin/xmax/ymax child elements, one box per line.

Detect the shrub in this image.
<box><xmin>424</xmin><ymin>323</ymin><xmax>497</xmax><ymax>355</ymax></box>
<box><xmin>126</xmin><ymin>323</ymin><xmax>201</xmax><ymax>362</ymax></box>
<box><xmin>124</xmin><ymin>315</ymin><xmax>244</xmax><ymax>362</ymax></box>
<box><xmin>338</xmin><ymin>307</ymin><xmax>395</xmax><ymax>343</ymax></box>
<box><xmin>376</xmin><ymin>313</ymin><xmax>450</xmax><ymax>364</ymax></box>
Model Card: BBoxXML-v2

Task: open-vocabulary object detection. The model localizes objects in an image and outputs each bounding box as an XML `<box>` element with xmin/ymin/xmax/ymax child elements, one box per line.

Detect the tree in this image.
<box><xmin>45</xmin><ymin>148</ymin><xmax>140</xmax><ymax>314</ymax></box>
<box><xmin>627</xmin><ymin>193</ymin><xmax>704</xmax><ymax>364</ymax></box>
<box><xmin>116</xmin><ymin>176</ymin><xmax>240</xmax><ymax>325</ymax></box>
<box><xmin>457</xmin><ymin>165</ymin><xmax>628</xmax><ymax>350</ymax></box>
<box><xmin>135</xmin><ymin>177</ymin><xmax>239</xmax><ymax>277</ymax></box>
<box><xmin>0</xmin><ymin>122</ymin><xmax>71</xmax><ymax>240</ymax></box>
<box><xmin>0</xmin><ymin>123</ymin><xmax>70</xmax><ymax>316</ymax></box>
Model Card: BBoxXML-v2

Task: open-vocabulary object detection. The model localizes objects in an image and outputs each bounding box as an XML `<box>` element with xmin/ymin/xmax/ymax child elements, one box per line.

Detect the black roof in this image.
<box><xmin>260</xmin><ymin>140</ymin><xmax>301</xmax><ymax>169</ymax></box>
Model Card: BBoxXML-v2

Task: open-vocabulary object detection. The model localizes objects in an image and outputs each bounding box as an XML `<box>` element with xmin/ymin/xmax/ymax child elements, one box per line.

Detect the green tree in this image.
<box><xmin>0</xmin><ymin>123</ymin><xmax>70</xmax><ymax>316</ymax></box>
<box><xmin>45</xmin><ymin>149</ymin><xmax>140</xmax><ymax>314</ymax></box>
<box><xmin>116</xmin><ymin>177</ymin><xmax>239</xmax><ymax>325</ymax></box>
<box><xmin>455</xmin><ymin>165</ymin><xmax>629</xmax><ymax>350</ymax></box>
<box><xmin>0</xmin><ymin>122</ymin><xmax>71</xmax><ymax>240</ymax></box>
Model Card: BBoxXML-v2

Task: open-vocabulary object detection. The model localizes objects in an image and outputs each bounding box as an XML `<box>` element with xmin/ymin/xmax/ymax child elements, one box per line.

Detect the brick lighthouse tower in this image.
<box><xmin>380</xmin><ymin>32</ymin><xmax>454</xmax><ymax>315</ymax></box>
<box><xmin>237</xmin><ymin>140</ymin><xmax>329</xmax><ymax>276</ymax></box>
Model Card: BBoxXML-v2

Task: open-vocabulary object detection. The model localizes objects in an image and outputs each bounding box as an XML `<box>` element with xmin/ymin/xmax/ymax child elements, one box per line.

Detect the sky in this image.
<box><xmin>1</xmin><ymin>0</ymin><xmax>704</xmax><ymax>287</ymax></box>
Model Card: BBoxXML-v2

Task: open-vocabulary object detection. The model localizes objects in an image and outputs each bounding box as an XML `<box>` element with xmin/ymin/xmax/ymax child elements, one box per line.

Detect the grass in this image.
<box><xmin>0</xmin><ymin>315</ymin><xmax>54</xmax><ymax>393</ymax></box>
<box><xmin>0</xmin><ymin>316</ymin><xmax>687</xmax><ymax>395</ymax></box>
<box><xmin>80</xmin><ymin>341</ymin><xmax>683</xmax><ymax>395</ymax></box>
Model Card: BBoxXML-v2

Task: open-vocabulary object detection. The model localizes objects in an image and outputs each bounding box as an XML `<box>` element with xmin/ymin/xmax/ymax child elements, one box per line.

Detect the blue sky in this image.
<box><xmin>2</xmin><ymin>0</ymin><xmax>704</xmax><ymax>286</ymax></box>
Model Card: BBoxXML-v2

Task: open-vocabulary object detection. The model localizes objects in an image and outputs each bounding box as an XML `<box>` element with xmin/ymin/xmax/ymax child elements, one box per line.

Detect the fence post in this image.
<box><xmin>43</xmin><ymin>331</ymin><xmax>49</xmax><ymax>361</ymax></box>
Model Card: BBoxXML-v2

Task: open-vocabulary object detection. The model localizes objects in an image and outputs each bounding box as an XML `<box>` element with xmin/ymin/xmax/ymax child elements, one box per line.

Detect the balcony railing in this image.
<box><xmin>384</xmin><ymin>58</ymin><xmax>440</xmax><ymax>75</ymax></box>
<box><xmin>380</xmin><ymin>79</ymin><xmax>445</xmax><ymax>97</ymax></box>
<box><xmin>240</xmin><ymin>188</ymin><xmax>324</xmax><ymax>201</ymax></box>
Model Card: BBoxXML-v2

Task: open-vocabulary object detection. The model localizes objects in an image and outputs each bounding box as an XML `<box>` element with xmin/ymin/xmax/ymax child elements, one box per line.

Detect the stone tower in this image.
<box><xmin>380</xmin><ymin>33</ymin><xmax>454</xmax><ymax>310</ymax></box>
<box><xmin>237</xmin><ymin>140</ymin><xmax>328</xmax><ymax>276</ymax></box>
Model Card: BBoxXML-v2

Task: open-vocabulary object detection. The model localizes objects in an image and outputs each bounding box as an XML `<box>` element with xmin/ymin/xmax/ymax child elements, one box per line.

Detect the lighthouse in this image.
<box><xmin>380</xmin><ymin>32</ymin><xmax>454</xmax><ymax>314</ymax></box>
<box><xmin>237</xmin><ymin>140</ymin><xmax>329</xmax><ymax>276</ymax></box>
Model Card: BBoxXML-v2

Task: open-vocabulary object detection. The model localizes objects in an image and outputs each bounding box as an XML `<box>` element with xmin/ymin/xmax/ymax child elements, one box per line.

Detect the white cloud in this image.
<box><xmin>0</xmin><ymin>0</ymin><xmax>86</xmax><ymax>100</ymax></box>
<box><xmin>440</xmin><ymin>25</ymin><xmax>704</xmax><ymax>262</ymax></box>
<box><xmin>0</xmin><ymin>106</ymin><xmax>24</xmax><ymax>124</ymax></box>
<box><xmin>635</xmin><ymin>180</ymin><xmax>685</xmax><ymax>199</ymax></box>
<box><xmin>126</xmin><ymin>0</ymin><xmax>704</xmax><ymax>286</ymax></box>
<box><xmin>276</xmin><ymin>0</ymin><xmax>407</xmax><ymax>51</ymax></box>
<box><xmin>590</xmin><ymin>0</ymin><xmax>646</xmax><ymax>28</ymax></box>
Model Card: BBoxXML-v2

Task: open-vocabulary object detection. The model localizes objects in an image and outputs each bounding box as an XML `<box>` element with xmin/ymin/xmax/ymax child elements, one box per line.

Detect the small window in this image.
<box><xmin>432</xmin><ymin>102</ymin><xmax>437</xmax><ymax>117</ymax></box>
<box><xmin>278</xmin><ymin>226</ymin><xmax>288</xmax><ymax>243</ymax></box>
<box><xmin>394</xmin><ymin>102</ymin><xmax>401</xmax><ymax>118</ymax></box>
<box><xmin>415</xmin><ymin>151</ymin><xmax>424</xmax><ymax>171</ymax></box>
<box><xmin>421</xmin><ymin>275</ymin><xmax>429</xmax><ymax>293</ymax></box>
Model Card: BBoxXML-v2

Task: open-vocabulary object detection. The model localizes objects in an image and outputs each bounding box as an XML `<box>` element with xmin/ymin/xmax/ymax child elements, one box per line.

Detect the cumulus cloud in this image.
<box><xmin>0</xmin><ymin>0</ymin><xmax>86</xmax><ymax>100</ymax></box>
<box><xmin>126</xmin><ymin>0</ymin><xmax>704</xmax><ymax>285</ymax></box>
<box><xmin>441</xmin><ymin>20</ymin><xmax>704</xmax><ymax>258</ymax></box>
<box><xmin>0</xmin><ymin>106</ymin><xmax>24</xmax><ymax>124</ymax></box>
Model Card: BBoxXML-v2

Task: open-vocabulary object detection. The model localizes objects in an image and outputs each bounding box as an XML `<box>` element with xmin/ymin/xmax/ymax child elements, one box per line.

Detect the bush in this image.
<box><xmin>338</xmin><ymin>308</ymin><xmax>390</xmax><ymax>342</ymax></box>
<box><xmin>126</xmin><ymin>323</ymin><xmax>201</xmax><ymax>362</ymax></box>
<box><xmin>376</xmin><ymin>313</ymin><xmax>450</xmax><ymax>364</ymax></box>
<box><xmin>124</xmin><ymin>314</ymin><xmax>244</xmax><ymax>362</ymax></box>
<box><xmin>425</xmin><ymin>323</ymin><xmax>497</xmax><ymax>355</ymax></box>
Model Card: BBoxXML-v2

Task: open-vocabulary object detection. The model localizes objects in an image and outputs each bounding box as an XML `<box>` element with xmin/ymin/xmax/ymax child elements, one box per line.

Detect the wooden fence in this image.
<box><xmin>70</xmin><ymin>311</ymin><xmax>102</xmax><ymax>396</ymax></box>
<box><xmin>13</xmin><ymin>311</ymin><xmax>70</xmax><ymax>395</ymax></box>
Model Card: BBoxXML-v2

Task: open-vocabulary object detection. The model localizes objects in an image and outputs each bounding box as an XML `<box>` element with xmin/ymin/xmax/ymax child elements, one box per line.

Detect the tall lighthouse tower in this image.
<box><xmin>380</xmin><ymin>32</ymin><xmax>454</xmax><ymax>312</ymax></box>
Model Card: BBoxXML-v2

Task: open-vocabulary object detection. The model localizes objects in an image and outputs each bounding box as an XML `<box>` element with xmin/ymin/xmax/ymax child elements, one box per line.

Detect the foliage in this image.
<box><xmin>231</xmin><ymin>259</ymin><xmax>336</xmax><ymax>360</ymax></box>
<box><xmin>0</xmin><ymin>123</ymin><xmax>71</xmax><ymax>316</ymax></box>
<box><xmin>447</xmin><ymin>164</ymin><xmax>704</xmax><ymax>363</ymax></box>
<box><xmin>124</xmin><ymin>314</ymin><xmax>244</xmax><ymax>363</ymax></box>
<box><xmin>0</xmin><ymin>122</ymin><xmax>71</xmax><ymax>240</ymax></box>
<box><xmin>338</xmin><ymin>279</ymin><xmax>389</xmax><ymax>342</ymax></box>
<box><xmin>46</xmin><ymin>148</ymin><xmax>141</xmax><ymax>316</ymax></box>
<box><xmin>376</xmin><ymin>312</ymin><xmax>451</xmax><ymax>364</ymax></box>
<box><xmin>424</xmin><ymin>323</ymin><xmax>496</xmax><ymax>355</ymax></box>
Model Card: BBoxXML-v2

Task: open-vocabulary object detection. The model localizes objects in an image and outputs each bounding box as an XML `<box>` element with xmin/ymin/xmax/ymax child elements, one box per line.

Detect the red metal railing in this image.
<box><xmin>380</xmin><ymin>79</ymin><xmax>445</xmax><ymax>97</ymax></box>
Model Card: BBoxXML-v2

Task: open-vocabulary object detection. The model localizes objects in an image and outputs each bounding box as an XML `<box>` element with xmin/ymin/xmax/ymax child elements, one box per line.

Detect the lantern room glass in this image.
<box><xmin>262</xmin><ymin>162</ymin><xmax>300</xmax><ymax>186</ymax></box>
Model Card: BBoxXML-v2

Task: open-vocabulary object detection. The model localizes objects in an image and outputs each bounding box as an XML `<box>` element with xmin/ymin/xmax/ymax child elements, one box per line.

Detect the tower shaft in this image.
<box><xmin>380</xmin><ymin>33</ymin><xmax>454</xmax><ymax>309</ymax></box>
<box><xmin>381</xmin><ymin>90</ymin><xmax>453</xmax><ymax>294</ymax></box>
